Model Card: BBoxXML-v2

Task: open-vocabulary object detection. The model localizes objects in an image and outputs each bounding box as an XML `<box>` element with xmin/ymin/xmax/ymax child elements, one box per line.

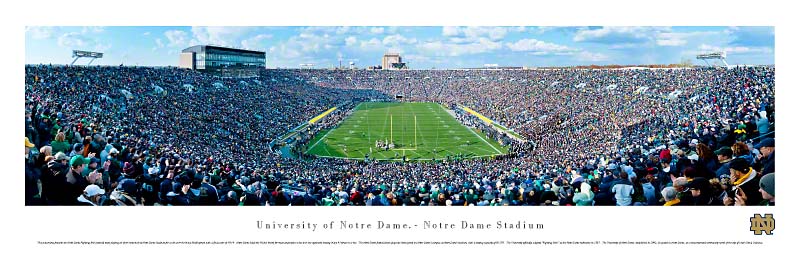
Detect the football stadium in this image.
<box><xmin>24</xmin><ymin>27</ymin><xmax>775</xmax><ymax>207</ymax></box>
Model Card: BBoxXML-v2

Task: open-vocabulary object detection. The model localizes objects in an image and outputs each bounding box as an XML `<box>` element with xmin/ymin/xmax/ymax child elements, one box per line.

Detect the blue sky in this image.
<box><xmin>25</xmin><ymin>26</ymin><xmax>774</xmax><ymax>68</ymax></box>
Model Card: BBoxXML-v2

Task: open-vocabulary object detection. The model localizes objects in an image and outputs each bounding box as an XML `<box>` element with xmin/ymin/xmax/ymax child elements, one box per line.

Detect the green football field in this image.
<box><xmin>304</xmin><ymin>102</ymin><xmax>508</xmax><ymax>161</ymax></box>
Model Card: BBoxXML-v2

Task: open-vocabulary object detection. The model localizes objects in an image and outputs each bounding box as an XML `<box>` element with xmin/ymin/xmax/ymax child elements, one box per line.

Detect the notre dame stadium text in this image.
<box><xmin>422</xmin><ymin>221</ymin><xmax>543</xmax><ymax>230</ymax></box>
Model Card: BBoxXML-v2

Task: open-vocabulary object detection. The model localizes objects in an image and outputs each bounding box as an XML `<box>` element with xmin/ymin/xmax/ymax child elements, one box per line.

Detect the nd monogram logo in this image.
<box><xmin>749</xmin><ymin>214</ymin><xmax>775</xmax><ymax>235</ymax></box>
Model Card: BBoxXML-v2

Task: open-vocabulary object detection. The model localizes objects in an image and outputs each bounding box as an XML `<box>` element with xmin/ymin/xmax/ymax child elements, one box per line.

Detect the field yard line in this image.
<box><xmin>322</xmin><ymin>143</ymin><xmax>333</xmax><ymax>157</ymax></box>
<box><xmin>409</xmin><ymin>149</ymin><xmax>423</xmax><ymax>159</ymax></box>
<box><xmin>308</xmin><ymin>129</ymin><xmax>335</xmax><ymax>151</ymax></box>
<box><xmin>471</xmin><ymin>130</ymin><xmax>503</xmax><ymax>154</ymax></box>
<box><xmin>472</xmin><ymin>146</ymin><xmax>495</xmax><ymax>157</ymax></box>
<box><xmin>441</xmin><ymin>148</ymin><xmax>458</xmax><ymax>157</ymax></box>
<box><xmin>439</xmin><ymin>104</ymin><xmax>503</xmax><ymax>155</ymax></box>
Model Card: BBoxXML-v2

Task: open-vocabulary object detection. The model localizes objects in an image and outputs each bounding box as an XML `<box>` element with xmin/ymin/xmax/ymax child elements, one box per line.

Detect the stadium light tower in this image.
<box><xmin>71</xmin><ymin>50</ymin><xmax>104</xmax><ymax>66</ymax></box>
<box><xmin>696</xmin><ymin>51</ymin><xmax>728</xmax><ymax>67</ymax></box>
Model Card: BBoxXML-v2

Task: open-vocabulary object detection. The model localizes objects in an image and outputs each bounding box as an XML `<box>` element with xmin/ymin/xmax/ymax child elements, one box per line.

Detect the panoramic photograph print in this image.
<box><xmin>24</xmin><ymin>26</ymin><xmax>775</xmax><ymax>206</ymax></box>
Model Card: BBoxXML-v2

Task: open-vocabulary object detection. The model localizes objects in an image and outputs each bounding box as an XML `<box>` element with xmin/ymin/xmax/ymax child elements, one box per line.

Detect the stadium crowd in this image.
<box><xmin>24</xmin><ymin>65</ymin><xmax>775</xmax><ymax>206</ymax></box>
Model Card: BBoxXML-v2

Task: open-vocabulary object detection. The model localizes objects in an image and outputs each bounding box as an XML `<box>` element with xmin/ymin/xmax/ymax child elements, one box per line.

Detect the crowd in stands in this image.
<box><xmin>24</xmin><ymin>65</ymin><xmax>775</xmax><ymax>206</ymax></box>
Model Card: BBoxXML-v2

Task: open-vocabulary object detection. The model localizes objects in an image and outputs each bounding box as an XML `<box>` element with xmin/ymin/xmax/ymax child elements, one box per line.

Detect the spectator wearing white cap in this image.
<box><xmin>77</xmin><ymin>185</ymin><xmax>106</xmax><ymax>206</ymax></box>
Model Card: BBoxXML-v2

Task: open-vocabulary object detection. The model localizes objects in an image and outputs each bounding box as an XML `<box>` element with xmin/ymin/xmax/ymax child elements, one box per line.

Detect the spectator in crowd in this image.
<box><xmin>685</xmin><ymin>177</ymin><xmax>716</xmax><ymax>206</ymax></box>
<box><xmin>25</xmin><ymin>137</ymin><xmax>40</xmax><ymax>205</ymax></box>
<box><xmin>611</xmin><ymin>170</ymin><xmax>634</xmax><ymax>206</ymax></box>
<box><xmin>41</xmin><ymin>152</ymin><xmax>70</xmax><ymax>204</ymax></box>
<box><xmin>77</xmin><ymin>185</ymin><xmax>105</xmax><ymax>206</ymax></box>
<box><xmin>110</xmin><ymin>179</ymin><xmax>139</xmax><ymax>206</ymax></box>
<box><xmin>65</xmin><ymin>154</ymin><xmax>94</xmax><ymax>205</ymax></box>
<box><xmin>714</xmin><ymin>146</ymin><xmax>733</xmax><ymax>178</ymax></box>
<box><xmin>726</xmin><ymin>158</ymin><xmax>762</xmax><ymax>206</ymax></box>
<box><xmin>757</xmin><ymin>173</ymin><xmax>775</xmax><ymax>206</ymax></box>
<box><xmin>755</xmin><ymin>138</ymin><xmax>774</xmax><ymax>175</ymax></box>
<box><xmin>731</xmin><ymin>142</ymin><xmax>755</xmax><ymax>166</ymax></box>
<box><xmin>661</xmin><ymin>187</ymin><xmax>679</xmax><ymax>206</ymax></box>
<box><xmin>51</xmin><ymin>132</ymin><xmax>71</xmax><ymax>155</ymax></box>
<box><xmin>672</xmin><ymin>176</ymin><xmax>695</xmax><ymax>206</ymax></box>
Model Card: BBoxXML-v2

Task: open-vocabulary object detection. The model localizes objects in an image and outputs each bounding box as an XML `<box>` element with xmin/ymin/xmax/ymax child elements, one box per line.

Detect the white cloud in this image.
<box><xmin>360</xmin><ymin>38</ymin><xmax>382</xmax><ymax>50</ymax></box>
<box><xmin>382</xmin><ymin>34</ymin><xmax>417</xmax><ymax>47</ymax></box>
<box><xmin>442</xmin><ymin>26</ymin><xmax>461</xmax><ymax>37</ymax></box>
<box><xmin>443</xmin><ymin>26</ymin><xmax>509</xmax><ymax>42</ymax></box>
<box><xmin>153</xmin><ymin>38</ymin><xmax>165</xmax><ymax>51</ymax></box>
<box><xmin>574</xmin><ymin>27</ymin><xmax>667</xmax><ymax>44</ymax></box>
<box><xmin>419</xmin><ymin>41</ymin><xmax>444</xmax><ymax>51</ymax></box>
<box><xmin>56</xmin><ymin>31</ymin><xmax>110</xmax><ymax>52</ymax></box>
<box><xmin>57</xmin><ymin>32</ymin><xmax>88</xmax><ymax>48</ymax></box>
<box><xmin>268</xmin><ymin>45</ymin><xmax>301</xmax><ymax>59</ymax></box>
<box><xmin>164</xmin><ymin>30</ymin><xmax>189</xmax><ymax>47</ymax></box>
<box><xmin>26</xmin><ymin>26</ymin><xmax>56</xmax><ymax>39</ymax></box>
<box><xmin>576</xmin><ymin>51</ymin><xmax>609</xmax><ymax>62</ymax></box>
<box><xmin>656</xmin><ymin>31</ymin><xmax>718</xmax><ymax>47</ymax></box>
<box><xmin>300</xmin><ymin>26</ymin><xmax>361</xmax><ymax>36</ymax></box>
<box><xmin>189</xmin><ymin>26</ymin><xmax>256</xmax><ymax>47</ymax></box>
<box><xmin>82</xmin><ymin>27</ymin><xmax>105</xmax><ymax>34</ymax></box>
<box><xmin>506</xmin><ymin>39</ymin><xmax>573</xmax><ymax>54</ymax></box>
<box><xmin>291</xmin><ymin>33</ymin><xmax>343</xmax><ymax>53</ymax></box>
<box><xmin>370</xmin><ymin>27</ymin><xmax>384</xmax><ymax>34</ymax></box>
<box><xmin>463</xmin><ymin>27</ymin><xmax>507</xmax><ymax>41</ymax></box>
<box><xmin>418</xmin><ymin>37</ymin><xmax>502</xmax><ymax>56</ymax></box>
<box><xmin>656</xmin><ymin>34</ymin><xmax>687</xmax><ymax>46</ymax></box>
<box><xmin>447</xmin><ymin>37</ymin><xmax>473</xmax><ymax>44</ymax></box>
<box><xmin>533</xmin><ymin>26</ymin><xmax>558</xmax><ymax>34</ymax></box>
<box><xmin>609</xmin><ymin>43</ymin><xmax>641</xmax><ymax>49</ymax></box>
<box><xmin>267</xmin><ymin>30</ymin><xmax>350</xmax><ymax>66</ymax></box>
<box><xmin>240</xmin><ymin>34</ymin><xmax>272</xmax><ymax>50</ymax></box>
<box><xmin>345</xmin><ymin>36</ymin><xmax>358</xmax><ymax>46</ymax></box>
<box><xmin>335</xmin><ymin>27</ymin><xmax>351</xmax><ymax>35</ymax></box>
<box><xmin>143</xmin><ymin>32</ymin><xmax>151</xmax><ymax>36</ymax></box>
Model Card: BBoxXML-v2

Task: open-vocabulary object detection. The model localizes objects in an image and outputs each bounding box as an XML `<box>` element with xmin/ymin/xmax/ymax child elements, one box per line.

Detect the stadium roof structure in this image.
<box><xmin>697</xmin><ymin>51</ymin><xmax>729</xmax><ymax>67</ymax></box>
<box><xmin>182</xmin><ymin>45</ymin><xmax>265</xmax><ymax>55</ymax></box>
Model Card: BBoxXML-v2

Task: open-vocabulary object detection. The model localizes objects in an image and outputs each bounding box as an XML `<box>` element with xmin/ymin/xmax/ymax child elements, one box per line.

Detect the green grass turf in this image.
<box><xmin>305</xmin><ymin>102</ymin><xmax>508</xmax><ymax>161</ymax></box>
